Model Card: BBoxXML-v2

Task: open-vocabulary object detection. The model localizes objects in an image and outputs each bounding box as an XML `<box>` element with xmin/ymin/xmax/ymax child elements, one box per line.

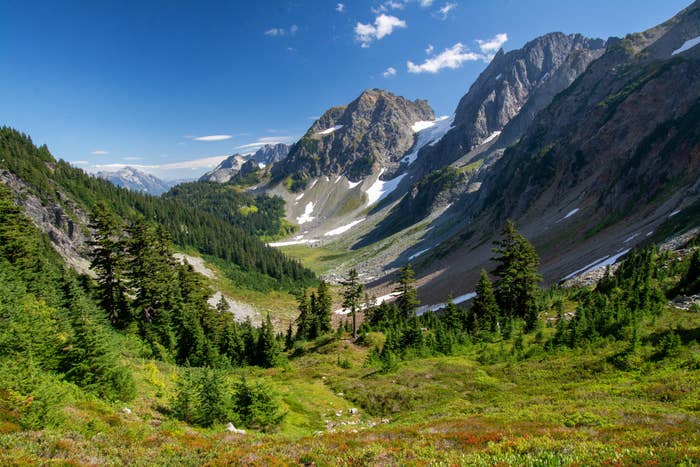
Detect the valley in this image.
<box><xmin>1</xmin><ymin>1</ymin><xmax>700</xmax><ymax>465</ymax></box>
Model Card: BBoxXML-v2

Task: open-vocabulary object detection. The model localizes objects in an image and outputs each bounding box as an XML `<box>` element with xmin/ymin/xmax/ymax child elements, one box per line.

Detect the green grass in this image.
<box><xmin>2</xmin><ymin>304</ymin><xmax>699</xmax><ymax>465</ymax></box>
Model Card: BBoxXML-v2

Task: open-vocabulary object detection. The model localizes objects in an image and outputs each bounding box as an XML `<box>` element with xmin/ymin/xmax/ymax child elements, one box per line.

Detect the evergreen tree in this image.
<box><xmin>294</xmin><ymin>289</ymin><xmax>311</xmax><ymax>340</ymax></box>
<box><xmin>232</xmin><ymin>376</ymin><xmax>286</xmax><ymax>432</ymax></box>
<box><xmin>471</xmin><ymin>270</ymin><xmax>500</xmax><ymax>333</ymax></box>
<box><xmin>492</xmin><ymin>220</ymin><xmax>542</xmax><ymax>329</ymax></box>
<box><xmin>88</xmin><ymin>203</ymin><xmax>129</xmax><ymax>326</ymax></box>
<box><xmin>341</xmin><ymin>269</ymin><xmax>364</xmax><ymax>339</ymax></box>
<box><xmin>256</xmin><ymin>314</ymin><xmax>280</xmax><ymax>368</ymax></box>
<box><xmin>315</xmin><ymin>280</ymin><xmax>333</xmax><ymax>335</ymax></box>
<box><xmin>394</xmin><ymin>264</ymin><xmax>420</xmax><ymax>320</ymax></box>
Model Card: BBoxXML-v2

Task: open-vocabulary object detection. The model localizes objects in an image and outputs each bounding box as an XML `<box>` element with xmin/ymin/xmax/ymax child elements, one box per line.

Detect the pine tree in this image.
<box><xmin>315</xmin><ymin>280</ymin><xmax>333</xmax><ymax>335</ymax></box>
<box><xmin>492</xmin><ymin>220</ymin><xmax>542</xmax><ymax>329</ymax></box>
<box><xmin>341</xmin><ymin>269</ymin><xmax>364</xmax><ymax>339</ymax></box>
<box><xmin>471</xmin><ymin>270</ymin><xmax>500</xmax><ymax>333</ymax></box>
<box><xmin>295</xmin><ymin>289</ymin><xmax>311</xmax><ymax>340</ymax></box>
<box><xmin>394</xmin><ymin>264</ymin><xmax>419</xmax><ymax>320</ymax></box>
<box><xmin>88</xmin><ymin>203</ymin><xmax>130</xmax><ymax>326</ymax></box>
<box><xmin>256</xmin><ymin>313</ymin><xmax>280</xmax><ymax>368</ymax></box>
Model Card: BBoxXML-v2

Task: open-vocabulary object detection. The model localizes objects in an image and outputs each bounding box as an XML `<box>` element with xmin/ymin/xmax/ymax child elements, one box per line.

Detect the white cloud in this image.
<box><xmin>477</xmin><ymin>33</ymin><xmax>508</xmax><ymax>53</ymax></box>
<box><xmin>419</xmin><ymin>0</ymin><xmax>434</xmax><ymax>6</ymax></box>
<box><xmin>264</xmin><ymin>25</ymin><xmax>298</xmax><ymax>37</ymax></box>
<box><xmin>71</xmin><ymin>160</ymin><xmax>89</xmax><ymax>165</ymax></box>
<box><xmin>123</xmin><ymin>156</ymin><xmax>142</xmax><ymax>161</ymax></box>
<box><xmin>407</xmin><ymin>43</ymin><xmax>481</xmax><ymax>73</ymax></box>
<box><xmin>372</xmin><ymin>1</ymin><xmax>405</xmax><ymax>13</ymax></box>
<box><xmin>436</xmin><ymin>2</ymin><xmax>456</xmax><ymax>19</ymax></box>
<box><xmin>355</xmin><ymin>14</ymin><xmax>406</xmax><ymax>47</ymax></box>
<box><xmin>235</xmin><ymin>136</ymin><xmax>296</xmax><ymax>150</ymax></box>
<box><xmin>265</xmin><ymin>28</ymin><xmax>284</xmax><ymax>36</ymax></box>
<box><xmin>91</xmin><ymin>150</ymin><xmax>108</xmax><ymax>155</ymax></box>
<box><xmin>382</xmin><ymin>67</ymin><xmax>397</xmax><ymax>78</ymax></box>
<box><xmin>336</xmin><ymin>3</ymin><xmax>344</xmax><ymax>12</ymax></box>
<box><xmin>192</xmin><ymin>134</ymin><xmax>232</xmax><ymax>142</ymax></box>
<box><xmin>92</xmin><ymin>155</ymin><xmax>229</xmax><ymax>172</ymax></box>
<box><xmin>425</xmin><ymin>44</ymin><xmax>434</xmax><ymax>54</ymax></box>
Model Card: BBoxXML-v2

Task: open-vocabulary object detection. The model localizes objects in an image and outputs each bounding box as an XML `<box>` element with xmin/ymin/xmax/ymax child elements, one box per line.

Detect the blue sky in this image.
<box><xmin>0</xmin><ymin>0</ymin><xmax>691</xmax><ymax>180</ymax></box>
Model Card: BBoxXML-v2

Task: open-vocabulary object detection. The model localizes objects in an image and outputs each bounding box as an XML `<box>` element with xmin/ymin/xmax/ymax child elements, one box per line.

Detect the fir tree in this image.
<box><xmin>295</xmin><ymin>289</ymin><xmax>311</xmax><ymax>340</ymax></box>
<box><xmin>471</xmin><ymin>270</ymin><xmax>500</xmax><ymax>333</ymax></box>
<box><xmin>88</xmin><ymin>203</ymin><xmax>129</xmax><ymax>326</ymax></box>
<box><xmin>341</xmin><ymin>269</ymin><xmax>364</xmax><ymax>339</ymax></box>
<box><xmin>492</xmin><ymin>220</ymin><xmax>542</xmax><ymax>329</ymax></box>
<box><xmin>256</xmin><ymin>313</ymin><xmax>280</xmax><ymax>368</ymax></box>
<box><xmin>315</xmin><ymin>280</ymin><xmax>333</xmax><ymax>335</ymax></box>
<box><xmin>394</xmin><ymin>264</ymin><xmax>419</xmax><ymax>320</ymax></box>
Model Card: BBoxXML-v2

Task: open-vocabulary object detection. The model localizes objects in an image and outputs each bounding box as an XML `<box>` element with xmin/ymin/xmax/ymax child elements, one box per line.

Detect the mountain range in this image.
<box><xmin>247</xmin><ymin>1</ymin><xmax>700</xmax><ymax>308</ymax></box>
<box><xmin>4</xmin><ymin>1</ymin><xmax>700</xmax><ymax>312</ymax></box>
<box><xmin>96</xmin><ymin>166</ymin><xmax>180</xmax><ymax>195</ymax></box>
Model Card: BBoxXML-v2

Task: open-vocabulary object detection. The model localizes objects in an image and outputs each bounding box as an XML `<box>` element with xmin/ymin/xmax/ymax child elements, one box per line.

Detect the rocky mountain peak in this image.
<box><xmin>414</xmin><ymin>31</ymin><xmax>608</xmax><ymax>174</ymax></box>
<box><xmin>96</xmin><ymin>166</ymin><xmax>174</xmax><ymax>196</ymax></box>
<box><xmin>272</xmin><ymin>89</ymin><xmax>435</xmax><ymax>186</ymax></box>
<box><xmin>201</xmin><ymin>144</ymin><xmax>290</xmax><ymax>183</ymax></box>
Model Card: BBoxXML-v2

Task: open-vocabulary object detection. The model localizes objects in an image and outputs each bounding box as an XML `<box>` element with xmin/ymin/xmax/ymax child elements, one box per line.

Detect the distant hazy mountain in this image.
<box><xmin>96</xmin><ymin>167</ymin><xmax>176</xmax><ymax>195</ymax></box>
<box><xmin>200</xmin><ymin>143</ymin><xmax>290</xmax><ymax>183</ymax></box>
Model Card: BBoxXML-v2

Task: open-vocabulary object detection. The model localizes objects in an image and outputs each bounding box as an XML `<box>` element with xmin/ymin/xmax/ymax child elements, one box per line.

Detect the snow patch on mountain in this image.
<box><xmin>324</xmin><ymin>218</ymin><xmax>365</xmax><ymax>236</ymax></box>
<box><xmin>296</xmin><ymin>202</ymin><xmax>315</xmax><ymax>224</ymax></box>
<box><xmin>562</xmin><ymin>248</ymin><xmax>631</xmax><ymax>281</ymax></box>
<box><xmin>481</xmin><ymin>131</ymin><xmax>502</xmax><ymax>145</ymax></box>
<box><xmin>672</xmin><ymin>36</ymin><xmax>700</xmax><ymax>55</ymax></box>
<box><xmin>365</xmin><ymin>169</ymin><xmax>407</xmax><ymax>206</ymax></box>
<box><xmin>403</xmin><ymin>115</ymin><xmax>454</xmax><ymax>165</ymax></box>
<box><xmin>317</xmin><ymin>125</ymin><xmax>344</xmax><ymax>136</ymax></box>
<box><xmin>557</xmin><ymin>208</ymin><xmax>580</xmax><ymax>222</ymax></box>
<box><xmin>408</xmin><ymin>248</ymin><xmax>430</xmax><ymax>260</ymax></box>
<box><xmin>416</xmin><ymin>292</ymin><xmax>476</xmax><ymax>316</ymax></box>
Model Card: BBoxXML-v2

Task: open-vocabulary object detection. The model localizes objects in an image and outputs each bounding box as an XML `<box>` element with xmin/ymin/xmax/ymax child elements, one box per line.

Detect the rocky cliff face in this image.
<box><xmin>201</xmin><ymin>144</ymin><xmax>290</xmax><ymax>183</ymax></box>
<box><xmin>272</xmin><ymin>89</ymin><xmax>434</xmax><ymax>188</ymax></box>
<box><xmin>415</xmin><ymin>33</ymin><xmax>607</xmax><ymax>174</ymax></box>
<box><xmin>1</xmin><ymin>170</ymin><xmax>93</xmax><ymax>275</ymax></box>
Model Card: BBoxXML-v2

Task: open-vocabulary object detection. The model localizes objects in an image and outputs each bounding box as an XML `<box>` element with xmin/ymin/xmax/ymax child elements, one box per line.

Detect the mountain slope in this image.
<box><xmin>415</xmin><ymin>33</ymin><xmax>607</xmax><ymax>175</ymax></box>
<box><xmin>0</xmin><ymin>127</ymin><xmax>315</xmax><ymax>289</ymax></box>
<box><xmin>411</xmin><ymin>1</ymin><xmax>700</xmax><ymax>304</ymax></box>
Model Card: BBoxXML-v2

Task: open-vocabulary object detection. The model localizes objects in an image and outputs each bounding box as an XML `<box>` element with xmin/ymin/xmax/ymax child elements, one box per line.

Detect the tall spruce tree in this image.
<box><xmin>471</xmin><ymin>270</ymin><xmax>500</xmax><ymax>333</ymax></box>
<box><xmin>88</xmin><ymin>203</ymin><xmax>130</xmax><ymax>326</ymax></box>
<box><xmin>341</xmin><ymin>269</ymin><xmax>364</xmax><ymax>339</ymax></box>
<box><xmin>295</xmin><ymin>289</ymin><xmax>311</xmax><ymax>340</ymax></box>
<box><xmin>315</xmin><ymin>280</ymin><xmax>333</xmax><ymax>335</ymax></box>
<box><xmin>394</xmin><ymin>264</ymin><xmax>419</xmax><ymax>320</ymax></box>
<box><xmin>492</xmin><ymin>220</ymin><xmax>542</xmax><ymax>330</ymax></box>
<box><xmin>256</xmin><ymin>313</ymin><xmax>280</xmax><ymax>368</ymax></box>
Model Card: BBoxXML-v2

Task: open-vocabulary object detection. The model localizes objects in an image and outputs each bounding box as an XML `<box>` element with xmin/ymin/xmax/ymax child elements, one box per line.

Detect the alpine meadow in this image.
<box><xmin>1</xmin><ymin>1</ymin><xmax>700</xmax><ymax>465</ymax></box>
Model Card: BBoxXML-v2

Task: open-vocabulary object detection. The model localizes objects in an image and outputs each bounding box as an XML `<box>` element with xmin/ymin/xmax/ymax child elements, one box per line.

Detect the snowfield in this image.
<box><xmin>562</xmin><ymin>248</ymin><xmax>631</xmax><ymax>282</ymax></box>
<box><xmin>416</xmin><ymin>292</ymin><xmax>476</xmax><ymax>316</ymax></box>
<box><xmin>557</xmin><ymin>208</ymin><xmax>580</xmax><ymax>222</ymax></box>
<box><xmin>296</xmin><ymin>202</ymin><xmax>315</xmax><ymax>224</ymax></box>
<box><xmin>324</xmin><ymin>218</ymin><xmax>365</xmax><ymax>236</ymax></box>
<box><xmin>403</xmin><ymin>115</ymin><xmax>454</xmax><ymax>165</ymax></box>
<box><xmin>317</xmin><ymin>125</ymin><xmax>343</xmax><ymax>135</ymax></box>
<box><xmin>672</xmin><ymin>36</ymin><xmax>700</xmax><ymax>55</ymax></box>
<box><xmin>408</xmin><ymin>248</ymin><xmax>430</xmax><ymax>260</ymax></box>
<box><xmin>364</xmin><ymin>168</ymin><xmax>407</xmax><ymax>206</ymax></box>
<box><xmin>481</xmin><ymin>131</ymin><xmax>502</xmax><ymax>145</ymax></box>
